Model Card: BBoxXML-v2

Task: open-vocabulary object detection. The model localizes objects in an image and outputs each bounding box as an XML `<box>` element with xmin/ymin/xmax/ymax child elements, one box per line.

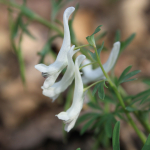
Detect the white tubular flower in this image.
<box><xmin>82</xmin><ymin>41</ymin><xmax>120</xmax><ymax>84</ymax></box>
<box><xmin>35</xmin><ymin>7</ymin><xmax>75</xmax><ymax>88</ymax></box>
<box><xmin>56</xmin><ymin>54</ymin><xmax>86</xmax><ymax>132</ymax></box>
<box><xmin>42</xmin><ymin>45</ymin><xmax>80</xmax><ymax>102</ymax></box>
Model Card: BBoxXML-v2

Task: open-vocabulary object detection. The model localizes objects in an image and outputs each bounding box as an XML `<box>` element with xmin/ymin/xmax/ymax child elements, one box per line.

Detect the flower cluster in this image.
<box><xmin>35</xmin><ymin>7</ymin><xmax>120</xmax><ymax>132</ymax></box>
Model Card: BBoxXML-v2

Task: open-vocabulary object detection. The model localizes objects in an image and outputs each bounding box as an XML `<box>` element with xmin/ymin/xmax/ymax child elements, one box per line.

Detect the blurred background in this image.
<box><xmin>0</xmin><ymin>0</ymin><xmax>150</xmax><ymax>150</ymax></box>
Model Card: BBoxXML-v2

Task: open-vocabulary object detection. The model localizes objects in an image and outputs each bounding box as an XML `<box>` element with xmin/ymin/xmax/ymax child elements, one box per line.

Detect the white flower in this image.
<box><xmin>35</xmin><ymin>7</ymin><xmax>75</xmax><ymax>88</ymax></box>
<box><xmin>82</xmin><ymin>41</ymin><xmax>120</xmax><ymax>84</ymax></box>
<box><xmin>42</xmin><ymin>45</ymin><xmax>80</xmax><ymax>102</ymax></box>
<box><xmin>56</xmin><ymin>54</ymin><xmax>86</xmax><ymax>132</ymax></box>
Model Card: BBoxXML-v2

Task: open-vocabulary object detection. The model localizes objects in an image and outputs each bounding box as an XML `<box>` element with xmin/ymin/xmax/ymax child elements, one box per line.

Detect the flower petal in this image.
<box><xmin>82</xmin><ymin>42</ymin><xmax>120</xmax><ymax>84</ymax></box>
<box><xmin>35</xmin><ymin>64</ymin><xmax>48</xmax><ymax>72</ymax></box>
<box><xmin>43</xmin><ymin>70</ymin><xmax>61</xmax><ymax>88</ymax></box>
<box><xmin>64</xmin><ymin>114</ymin><xmax>79</xmax><ymax>132</ymax></box>
<box><xmin>35</xmin><ymin>7</ymin><xmax>75</xmax><ymax>87</ymax></box>
<box><xmin>42</xmin><ymin>45</ymin><xmax>80</xmax><ymax>100</ymax></box>
<box><xmin>103</xmin><ymin>41</ymin><xmax>120</xmax><ymax>72</ymax></box>
<box><xmin>56</xmin><ymin>112</ymin><xmax>70</xmax><ymax>120</ymax></box>
<box><xmin>56</xmin><ymin>54</ymin><xmax>86</xmax><ymax>132</ymax></box>
<box><xmin>56</xmin><ymin>7</ymin><xmax>75</xmax><ymax>62</ymax></box>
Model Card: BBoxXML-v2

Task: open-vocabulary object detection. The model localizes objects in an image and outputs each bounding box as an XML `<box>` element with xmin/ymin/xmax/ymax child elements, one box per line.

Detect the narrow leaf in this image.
<box><xmin>20</xmin><ymin>19</ymin><xmax>36</xmax><ymax>39</ymax></box>
<box><xmin>92</xmin><ymin>25</ymin><xmax>102</xmax><ymax>35</ymax></box>
<box><xmin>86</xmin><ymin>25</ymin><xmax>102</xmax><ymax>47</ymax></box>
<box><xmin>95</xmin><ymin>31</ymin><xmax>107</xmax><ymax>41</ymax></box>
<box><xmin>76</xmin><ymin>113</ymin><xmax>99</xmax><ymax>126</ymax></box>
<box><xmin>118</xmin><ymin>65</ymin><xmax>132</xmax><ymax>84</ymax></box>
<box><xmin>120</xmin><ymin>70</ymin><xmax>140</xmax><ymax>83</ymax></box>
<box><xmin>80</xmin><ymin>116</ymin><xmax>98</xmax><ymax>135</ymax></box>
<box><xmin>140</xmin><ymin>95</ymin><xmax>149</xmax><ymax>104</ymax></box>
<box><xmin>142</xmin><ymin>134</ymin><xmax>150</xmax><ymax>150</ymax></box>
<box><xmin>125</xmin><ymin>106</ymin><xmax>137</xmax><ymax>112</ymax></box>
<box><xmin>120</xmin><ymin>33</ymin><xmax>136</xmax><ymax>52</ymax></box>
<box><xmin>112</xmin><ymin>121</ymin><xmax>120</xmax><ymax>150</ymax></box>
<box><xmin>97</xmin><ymin>41</ymin><xmax>104</xmax><ymax>56</ymax></box>
<box><xmin>115</xmin><ymin>30</ymin><xmax>121</xmax><ymax>42</ymax></box>
<box><xmin>98</xmin><ymin>81</ymin><xmax>105</xmax><ymax>100</ymax></box>
<box><xmin>87</xmin><ymin>102</ymin><xmax>102</xmax><ymax>110</ymax></box>
<box><xmin>143</xmin><ymin>79</ymin><xmax>150</xmax><ymax>86</ymax></box>
<box><xmin>92</xmin><ymin>83</ymin><xmax>100</xmax><ymax>96</ymax></box>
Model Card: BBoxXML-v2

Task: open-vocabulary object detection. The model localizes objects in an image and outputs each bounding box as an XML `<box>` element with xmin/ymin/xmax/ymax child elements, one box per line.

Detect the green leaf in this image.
<box><xmin>76</xmin><ymin>113</ymin><xmax>99</xmax><ymax>126</ymax></box>
<box><xmin>11</xmin><ymin>13</ymin><xmax>22</xmax><ymax>39</ymax></box>
<box><xmin>38</xmin><ymin>35</ymin><xmax>58</xmax><ymax>63</ymax></box>
<box><xmin>80</xmin><ymin>115</ymin><xmax>99</xmax><ymax>135</ymax></box>
<box><xmin>123</xmin><ymin>78</ymin><xmax>137</xmax><ymax>83</ymax></box>
<box><xmin>105</xmin><ymin>119</ymin><xmax>113</xmax><ymax>138</ymax></box>
<box><xmin>120</xmin><ymin>33</ymin><xmax>136</xmax><ymax>52</ymax></box>
<box><xmin>55</xmin><ymin>19</ymin><xmax>63</xmax><ymax>27</ymax></box>
<box><xmin>95</xmin><ymin>31</ymin><xmax>107</xmax><ymax>41</ymax></box>
<box><xmin>86</xmin><ymin>25</ymin><xmax>102</xmax><ymax>47</ymax></box>
<box><xmin>142</xmin><ymin>134</ymin><xmax>150</xmax><ymax>150</ymax></box>
<box><xmin>105</xmin><ymin>116</ymin><xmax>116</xmax><ymax>138</ymax></box>
<box><xmin>93</xmin><ymin>25</ymin><xmax>103</xmax><ymax>35</ymax></box>
<box><xmin>69</xmin><ymin>3</ymin><xmax>79</xmax><ymax>44</ymax></box>
<box><xmin>140</xmin><ymin>95</ymin><xmax>149</xmax><ymax>104</ymax></box>
<box><xmin>125</xmin><ymin>106</ymin><xmax>137</xmax><ymax>112</ymax></box>
<box><xmin>19</xmin><ymin>18</ymin><xmax>36</xmax><ymax>39</ymax></box>
<box><xmin>51</xmin><ymin>0</ymin><xmax>63</xmax><ymax>20</ymax></box>
<box><xmin>97</xmin><ymin>41</ymin><xmax>104</xmax><ymax>56</ymax></box>
<box><xmin>76</xmin><ymin>148</ymin><xmax>81</xmax><ymax>150</ymax></box>
<box><xmin>87</xmin><ymin>102</ymin><xmax>102</xmax><ymax>110</ymax></box>
<box><xmin>69</xmin><ymin>20</ymin><xmax>76</xmax><ymax>44</ymax></box>
<box><xmin>130</xmin><ymin>89</ymin><xmax>150</xmax><ymax>105</ymax></box>
<box><xmin>115</xmin><ymin>30</ymin><xmax>121</xmax><ymax>42</ymax></box>
<box><xmin>118</xmin><ymin>65</ymin><xmax>132</xmax><ymax>83</ymax></box>
<box><xmin>143</xmin><ymin>79</ymin><xmax>150</xmax><ymax>86</ymax></box>
<box><xmin>94</xmin><ymin>114</ymin><xmax>109</xmax><ymax>128</ymax></box>
<box><xmin>120</xmin><ymin>70</ymin><xmax>140</xmax><ymax>83</ymax></box>
<box><xmin>112</xmin><ymin>121</ymin><xmax>120</xmax><ymax>150</ymax></box>
<box><xmin>118</xmin><ymin>66</ymin><xmax>140</xmax><ymax>85</ymax></box>
<box><xmin>98</xmin><ymin>81</ymin><xmax>105</xmax><ymax>100</ymax></box>
<box><xmin>92</xmin><ymin>83</ymin><xmax>100</xmax><ymax>96</ymax></box>
<box><xmin>86</xmin><ymin>35</ymin><xmax>96</xmax><ymax>47</ymax></box>
<box><xmin>72</xmin><ymin>3</ymin><xmax>79</xmax><ymax>20</ymax></box>
<box><xmin>21</xmin><ymin>6</ymin><xmax>36</xmax><ymax>19</ymax></box>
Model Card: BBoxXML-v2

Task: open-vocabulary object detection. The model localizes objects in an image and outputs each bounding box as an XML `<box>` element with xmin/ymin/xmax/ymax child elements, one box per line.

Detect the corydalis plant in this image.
<box><xmin>35</xmin><ymin>7</ymin><xmax>75</xmax><ymax>88</ymax></box>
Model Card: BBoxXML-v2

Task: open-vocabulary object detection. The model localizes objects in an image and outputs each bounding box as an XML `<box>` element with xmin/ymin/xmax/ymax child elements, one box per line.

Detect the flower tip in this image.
<box><xmin>65</xmin><ymin>128</ymin><xmax>70</xmax><ymax>132</ymax></box>
<box><xmin>66</xmin><ymin>6</ymin><xmax>75</xmax><ymax>13</ymax></box>
<box><xmin>56</xmin><ymin>112</ymin><xmax>69</xmax><ymax>120</ymax></box>
<box><xmin>34</xmin><ymin>64</ymin><xmax>48</xmax><ymax>72</ymax></box>
<box><xmin>114</xmin><ymin>41</ymin><xmax>120</xmax><ymax>47</ymax></box>
<box><xmin>64</xmin><ymin>7</ymin><xmax>75</xmax><ymax>19</ymax></box>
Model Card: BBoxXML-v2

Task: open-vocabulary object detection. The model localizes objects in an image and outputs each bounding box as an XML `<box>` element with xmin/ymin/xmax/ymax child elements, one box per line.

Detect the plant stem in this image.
<box><xmin>94</xmin><ymin>46</ymin><xmax>147</xmax><ymax>144</ymax></box>
<box><xmin>118</xmin><ymin>85</ymin><xmax>150</xmax><ymax>133</ymax></box>
<box><xmin>79</xmin><ymin>61</ymin><xmax>97</xmax><ymax>70</ymax></box>
<box><xmin>0</xmin><ymin>0</ymin><xmax>63</xmax><ymax>37</ymax></box>
<box><xmin>83</xmin><ymin>80</ymin><xmax>105</xmax><ymax>92</ymax></box>
<box><xmin>74</xmin><ymin>44</ymin><xmax>90</xmax><ymax>50</ymax></box>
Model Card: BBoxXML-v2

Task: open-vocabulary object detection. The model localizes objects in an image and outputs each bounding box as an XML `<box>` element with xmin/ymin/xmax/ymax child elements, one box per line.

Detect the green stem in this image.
<box><xmin>0</xmin><ymin>0</ymin><xmax>63</xmax><ymax>37</ymax></box>
<box><xmin>74</xmin><ymin>44</ymin><xmax>90</xmax><ymax>50</ymax></box>
<box><xmin>119</xmin><ymin>86</ymin><xmax>150</xmax><ymax>133</ymax></box>
<box><xmin>79</xmin><ymin>61</ymin><xmax>97</xmax><ymax>70</ymax></box>
<box><xmin>83</xmin><ymin>80</ymin><xmax>105</xmax><ymax>92</ymax></box>
<box><xmin>94</xmin><ymin>46</ymin><xmax>146</xmax><ymax>144</ymax></box>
